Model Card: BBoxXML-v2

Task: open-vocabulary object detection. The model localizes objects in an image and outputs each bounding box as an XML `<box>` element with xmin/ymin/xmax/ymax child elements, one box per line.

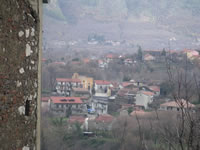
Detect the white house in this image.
<box><xmin>160</xmin><ymin>99</ymin><xmax>195</xmax><ymax>112</ymax></box>
<box><xmin>94</xmin><ymin>80</ymin><xmax>112</xmax><ymax>94</ymax></box>
<box><xmin>91</xmin><ymin>96</ymin><xmax>109</xmax><ymax>115</ymax></box>
<box><xmin>135</xmin><ymin>91</ymin><xmax>155</xmax><ymax>109</ymax></box>
<box><xmin>56</xmin><ymin>78</ymin><xmax>82</xmax><ymax>96</ymax></box>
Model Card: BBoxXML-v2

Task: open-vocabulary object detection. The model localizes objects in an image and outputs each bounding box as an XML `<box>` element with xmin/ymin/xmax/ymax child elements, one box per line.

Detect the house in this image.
<box><xmin>50</xmin><ymin>97</ymin><xmax>87</xmax><ymax>116</ymax></box>
<box><xmin>121</xmin><ymin>82</ymin><xmax>134</xmax><ymax>88</ymax></box>
<box><xmin>55</xmin><ymin>78</ymin><xmax>82</xmax><ymax>96</ymax></box>
<box><xmin>88</xmin><ymin>114</ymin><xmax>115</xmax><ymax>131</ymax></box>
<box><xmin>72</xmin><ymin>73</ymin><xmax>94</xmax><ymax>92</ymax></box>
<box><xmin>91</xmin><ymin>96</ymin><xmax>109</xmax><ymax>115</ymax></box>
<box><xmin>183</xmin><ymin>49</ymin><xmax>199</xmax><ymax>60</ymax></box>
<box><xmin>149</xmin><ymin>86</ymin><xmax>160</xmax><ymax>96</ymax></box>
<box><xmin>124</xmin><ymin>58</ymin><xmax>133</xmax><ymax>65</ymax></box>
<box><xmin>95</xmin><ymin>114</ymin><xmax>114</xmax><ymax>130</ymax></box>
<box><xmin>94</xmin><ymin>80</ymin><xmax>112</xmax><ymax>95</ymax></box>
<box><xmin>144</xmin><ymin>54</ymin><xmax>155</xmax><ymax>61</ymax></box>
<box><xmin>83</xmin><ymin>58</ymin><xmax>90</xmax><ymax>64</ymax></box>
<box><xmin>135</xmin><ymin>91</ymin><xmax>155</xmax><ymax>109</ymax></box>
<box><xmin>160</xmin><ymin>99</ymin><xmax>195</xmax><ymax>112</ymax></box>
<box><xmin>98</xmin><ymin>59</ymin><xmax>107</xmax><ymax>69</ymax></box>
<box><xmin>105</xmin><ymin>54</ymin><xmax>114</xmax><ymax>63</ymax></box>
<box><xmin>130</xmin><ymin>110</ymin><xmax>151</xmax><ymax>118</ymax></box>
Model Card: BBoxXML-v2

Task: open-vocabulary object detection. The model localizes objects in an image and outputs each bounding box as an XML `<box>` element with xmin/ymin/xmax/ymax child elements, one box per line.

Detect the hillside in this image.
<box><xmin>43</xmin><ymin>0</ymin><xmax>200</xmax><ymax>50</ymax></box>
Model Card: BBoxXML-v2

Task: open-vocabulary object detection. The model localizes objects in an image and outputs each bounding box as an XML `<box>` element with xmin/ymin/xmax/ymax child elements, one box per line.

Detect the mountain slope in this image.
<box><xmin>43</xmin><ymin>0</ymin><xmax>200</xmax><ymax>50</ymax></box>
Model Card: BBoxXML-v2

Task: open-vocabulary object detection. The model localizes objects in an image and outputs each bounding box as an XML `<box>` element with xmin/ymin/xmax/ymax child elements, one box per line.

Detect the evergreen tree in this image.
<box><xmin>137</xmin><ymin>46</ymin><xmax>143</xmax><ymax>61</ymax></box>
<box><xmin>162</xmin><ymin>48</ymin><xmax>166</xmax><ymax>56</ymax></box>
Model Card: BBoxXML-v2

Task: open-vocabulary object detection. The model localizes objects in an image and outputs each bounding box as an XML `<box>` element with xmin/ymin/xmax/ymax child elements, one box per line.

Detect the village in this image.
<box><xmin>41</xmin><ymin>48</ymin><xmax>200</xmax><ymax>132</ymax></box>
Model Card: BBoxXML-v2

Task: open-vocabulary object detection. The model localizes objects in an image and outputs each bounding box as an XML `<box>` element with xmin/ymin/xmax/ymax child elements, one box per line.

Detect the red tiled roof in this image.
<box><xmin>41</xmin><ymin>97</ymin><xmax>49</xmax><ymax>102</ymax></box>
<box><xmin>106</xmin><ymin>54</ymin><xmax>114</xmax><ymax>59</ymax></box>
<box><xmin>95</xmin><ymin>80</ymin><xmax>111</xmax><ymax>85</ymax></box>
<box><xmin>98</xmin><ymin>59</ymin><xmax>104</xmax><ymax>64</ymax></box>
<box><xmin>69</xmin><ymin>116</ymin><xmax>86</xmax><ymax>124</ymax></box>
<box><xmin>122</xmin><ymin>82</ymin><xmax>133</xmax><ymax>87</ymax></box>
<box><xmin>80</xmin><ymin>96</ymin><xmax>90</xmax><ymax>100</ymax></box>
<box><xmin>141</xmin><ymin>91</ymin><xmax>155</xmax><ymax>96</ymax></box>
<box><xmin>130</xmin><ymin>110</ymin><xmax>150</xmax><ymax>116</ymax></box>
<box><xmin>56</xmin><ymin>78</ymin><xmax>81</xmax><ymax>83</ymax></box>
<box><xmin>83</xmin><ymin>58</ymin><xmax>90</xmax><ymax>63</ymax></box>
<box><xmin>42</xmin><ymin>58</ymin><xmax>47</xmax><ymax>62</ymax></box>
<box><xmin>53</xmin><ymin>62</ymin><xmax>66</xmax><ymax>65</ymax></box>
<box><xmin>149</xmin><ymin>86</ymin><xmax>160</xmax><ymax>92</ymax></box>
<box><xmin>96</xmin><ymin>114</ymin><xmax>114</xmax><ymax>123</ymax></box>
<box><xmin>160</xmin><ymin>99</ymin><xmax>195</xmax><ymax>108</ymax></box>
<box><xmin>50</xmin><ymin>97</ymin><xmax>83</xmax><ymax>104</ymax></box>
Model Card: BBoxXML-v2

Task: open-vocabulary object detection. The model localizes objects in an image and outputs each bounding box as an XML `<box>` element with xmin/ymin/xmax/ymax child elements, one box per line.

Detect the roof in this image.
<box><xmin>106</xmin><ymin>54</ymin><xmax>114</xmax><ymax>59</ymax></box>
<box><xmin>124</xmin><ymin>58</ymin><xmax>132</xmax><ymax>61</ymax></box>
<box><xmin>183</xmin><ymin>49</ymin><xmax>199</xmax><ymax>54</ymax></box>
<box><xmin>53</xmin><ymin>62</ymin><xmax>66</xmax><ymax>65</ymax></box>
<box><xmin>95</xmin><ymin>114</ymin><xmax>114</xmax><ymax>123</ymax></box>
<box><xmin>130</xmin><ymin>110</ymin><xmax>150</xmax><ymax>116</ymax></box>
<box><xmin>149</xmin><ymin>86</ymin><xmax>160</xmax><ymax>92</ymax></box>
<box><xmin>117</xmin><ymin>89</ymin><xmax>129</xmax><ymax>96</ymax></box>
<box><xmin>127</xmin><ymin>89</ymin><xmax>139</xmax><ymax>94</ymax></box>
<box><xmin>98</xmin><ymin>59</ymin><xmax>104</xmax><ymax>64</ymax></box>
<box><xmin>83</xmin><ymin>58</ymin><xmax>90</xmax><ymax>63</ymax></box>
<box><xmin>41</xmin><ymin>97</ymin><xmax>49</xmax><ymax>102</ymax></box>
<box><xmin>144</xmin><ymin>49</ymin><xmax>162</xmax><ymax>52</ymax></box>
<box><xmin>71</xmin><ymin>61</ymin><xmax>81</xmax><ymax>65</ymax></box>
<box><xmin>73</xmin><ymin>88</ymin><xmax>89</xmax><ymax>93</ymax></box>
<box><xmin>141</xmin><ymin>91</ymin><xmax>155</xmax><ymax>96</ymax></box>
<box><xmin>121</xmin><ymin>104</ymin><xmax>134</xmax><ymax>109</ymax></box>
<box><xmin>122</xmin><ymin>82</ymin><xmax>133</xmax><ymax>87</ymax></box>
<box><xmin>56</xmin><ymin>78</ymin><xmax>81</xmax><ymax>83</ymax></box>
<box><xmin>144</xmin><ymin>54</ymin><xmax>155</xmax><ymax>60</ymax></box>
<box><xmin>160</xmin><ymin>99</ymin><xmax>195</xmax><ymax>108</ymax></box>
<box><xmin>95</xmin><ymin>80</ymin><xmax>111</xmax><ymax>85</ymax></box>
<box><xmin>50</xmin><ymin>97</ymin><xmax>83</xmax><ymax>104</ymax></box>
<box><xmin>69</xmin><ymin>116</ymin><xmax>86</xmax><ymax>124</ymax></box>
<box><xmin>42</xmin><ymin>58</ymin><xmax>47</xmax><ymax>62</ymax></box>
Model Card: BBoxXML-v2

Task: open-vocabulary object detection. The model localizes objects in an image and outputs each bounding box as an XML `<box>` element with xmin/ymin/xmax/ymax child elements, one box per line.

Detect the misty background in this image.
<box><xmin>43</xmin><ymin>0</ymin><xmax>200</xmax><ymax>52</ymax></box>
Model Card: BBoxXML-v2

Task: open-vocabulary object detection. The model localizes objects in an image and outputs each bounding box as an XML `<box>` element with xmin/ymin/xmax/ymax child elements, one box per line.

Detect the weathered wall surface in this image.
<box><xmin>0</xmin><ymin>0</ymin><xmax>41</xmax><ymax>149</ymax></box>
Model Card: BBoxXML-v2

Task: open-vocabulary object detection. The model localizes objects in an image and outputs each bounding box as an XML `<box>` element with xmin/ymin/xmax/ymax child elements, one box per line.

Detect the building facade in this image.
<box><xmin>56</xmin><ymin>78</ymin><xmax>82</xmax><ymax>96</ymax></box>
<box><xmin>135</xmin><ymin>91</ymin><xmax>154</xmax><ymax>109</ymax></box>
<box><xmin>50</xmin><ymin>97</ymin><xmax>87</xmax><ymax>116</ymax></box>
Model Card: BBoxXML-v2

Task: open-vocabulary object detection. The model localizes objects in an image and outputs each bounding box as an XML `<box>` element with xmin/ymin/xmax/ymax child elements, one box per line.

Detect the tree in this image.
<box><xmin>137</xmin><ymin>46</ymin><xmax>143</xmax><ymax>61</ymax></box>
<box><xmin>161</xmin><ymin>48</ymin><xmax>166</xmax><ymax>56</ymax></box>
<box><xmin>128</xmin><ymin>107</ymin><xmax>133</xmax><ymax>115</ymax></box>
<box><xmin>160</xmin><ymin>81</ymin><xmax>173</xmax><ymax>96</ymax></box>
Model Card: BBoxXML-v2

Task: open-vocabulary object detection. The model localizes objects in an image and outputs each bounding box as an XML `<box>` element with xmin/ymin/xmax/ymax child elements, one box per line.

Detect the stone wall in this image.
<box><xmin>0</xmin><ymin>0</ymin><xmax>41</xmax><ymax>149</ymax></box>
